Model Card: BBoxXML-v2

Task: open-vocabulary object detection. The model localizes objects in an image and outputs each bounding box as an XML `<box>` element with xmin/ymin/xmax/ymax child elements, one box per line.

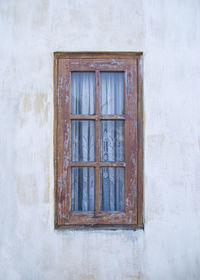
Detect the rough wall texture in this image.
<box><xmin>1</xmin><ymin>0</ymin><xmax>200</xmax><ymax>279</ymax></box>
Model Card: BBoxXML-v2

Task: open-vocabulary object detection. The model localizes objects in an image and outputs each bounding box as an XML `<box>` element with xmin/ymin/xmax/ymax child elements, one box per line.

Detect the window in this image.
<box><xmin>54</xmin><ymin>52</ymin><xmax>143</xmax><ymax>229</ymax></box>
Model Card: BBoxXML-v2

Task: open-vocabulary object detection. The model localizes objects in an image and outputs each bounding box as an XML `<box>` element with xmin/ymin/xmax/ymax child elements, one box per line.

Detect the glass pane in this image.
<box><xmin>71</xmin><ymin>120</ymin><xmax>95</xmax><ymax>162</ymax></box>
<box><xmin>101</xmin><ymin>120</ymin><xmax>124</xmax><ymax>162</ymax></box>
<box><xmin>100</xmin><ymin>167</ymin><xmax>124</xmax><ymax>211</ymax></box>
<box><xmin>71</xmin><ymin>167</ymin><xmax>95</xmax><ymax>211</ymax></box>
<box><xmin>71</xmin><ymin>72</ymin><xmax>95</xmax><ymax>115</ymax></box>
<box><xmin>100</xmin><ymin>72</ymin><xmax>124</xmax><ymax>115</ymax></box>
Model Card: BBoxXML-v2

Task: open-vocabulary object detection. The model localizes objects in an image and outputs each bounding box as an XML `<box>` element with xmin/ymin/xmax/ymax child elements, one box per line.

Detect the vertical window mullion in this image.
<box><xmin>95</xmin><ymin>70</ymin><xmax>100</xmax><ymax>214</ymax></box>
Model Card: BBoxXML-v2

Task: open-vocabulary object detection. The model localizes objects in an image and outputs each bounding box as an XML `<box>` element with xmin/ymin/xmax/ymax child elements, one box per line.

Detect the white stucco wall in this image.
<box><xmin>1</xmin><ymin>0</ymin><xmax>200</xmax><ymax>279</ymax></box>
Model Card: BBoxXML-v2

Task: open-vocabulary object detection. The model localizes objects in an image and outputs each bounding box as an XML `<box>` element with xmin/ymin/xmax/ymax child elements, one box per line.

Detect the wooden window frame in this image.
<box><xmin>54</xmin><ymin>52</ymin><xmax>143</xmax><ymax>230</ymax></box>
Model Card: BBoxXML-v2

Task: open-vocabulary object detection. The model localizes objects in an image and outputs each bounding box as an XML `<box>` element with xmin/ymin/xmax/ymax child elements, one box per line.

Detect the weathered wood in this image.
<box><xmin>54</xmin><ymin>52</ymin><xmax>143</xmax><ymax>60</ymax></box>
<box><xmin>70</xmin><ymin>162</ymin><xmax>126</xmax><ymax>167</ymax></box>
<box><xmin>70</xmin><ymin>115</ymin><xmax>97</xmax><ymax>119</ymax></box>
<box><xmin>54</xmin><ymin>53</ymin><xmax>143</xmax><ymax>228</ymax></box>
<box><xmin>70</xmin><ymin>115</ymin><xmax>125</xmax><ymax>120</ymax></box>
<box><xmin>137</xmin><ymin>56</ymin><xmax>144</xmax><ymax>227</ymax></box>
<box><xmin>99</xmin><ymin>115</ymin><xmax>125</xmax><ymax>119</ymax></box>
<box><xmin>95</xmin><ymin>70</ymin><xmax>100</xmax><ymax>214</ymax></box>
<box><xmin>124</xmin><ymin>59</ymin><xmax>138</xmax><ymax>224</ymax></box>
<box><xmin>61</xmin><ymin>211</ymin><xmax>137</xmax><ymax>225</ymax></box>
<box><xmin>55</xmin><ymin>224</ymin><xmax>144</xmax><ymax>230</ymax></box>
<box><xmin>55</xmin><ymin>58</ymin><xmax>71</xmax><ymax>225</ymax></box>
<box><xmin>54</xmin><ymin>55</ymin><xmax>58</xmax><ymax>227</ymax></box>
<box><xmin>68</xmin><ymin>58</ymin><xmax>134</xmax><ymax>72</ymax></box>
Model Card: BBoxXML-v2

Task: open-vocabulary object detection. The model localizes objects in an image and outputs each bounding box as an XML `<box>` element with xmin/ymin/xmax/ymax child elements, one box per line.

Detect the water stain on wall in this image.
<box><xmin>147</xmin><ymin>134</ymin><xmax>165</xmax><ymax>148</ymax></box>
<box><xmin>20</xmin><ymin>93</ymin><xmax>31</xmax><ymax>127</ymax></box>
<box><xmin>125</xmin><ymin>273</ymin><xmax>142</xmax><ymax>280</ymax></box>
<box><xmin>43</xmin><ymin>182</ymin><xmax>50</xmax><ymax>204</ymax></box>
<box><xmin>34</xmin><ymin>93</ymin><xmax>49</xmax><ymax>126</ymax></box>
<box><xmin>20</xmin><ymin>93</ymin><xmax>49</xmax><ymax>127</ymax></box>
<box><xmin>43</xmin><ymin>148</ymin><xmax>50</xmax><ymax>204</ymax></box>
<box><xmin>16</xmin><ymin>175</ymin><xmax>38</xmax><ymax>205</ymax></box>
<box><xmin>34</xmin><ymin>93</ymin><xmax>47</xmax><ymax>115</ymax></box>
<box><xmin>32</xmin><ymin>0</ymin><xmax>49</xmax><ymax>28</ymax></box>
<box><xmin>23</xmin><ymin>94</ymin><xmax>31</xmax><ymax>112</ymax></box>
<box><xmin>80</xmin><ymin>274</ymin><xmax>95</xmax><ymax>280</ymax></box>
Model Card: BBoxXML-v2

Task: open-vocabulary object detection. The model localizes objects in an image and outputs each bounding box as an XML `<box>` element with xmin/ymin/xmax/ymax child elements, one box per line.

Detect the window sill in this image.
<box><xmin>55</xmin><ymin>223</ymin><xmax>144</xmax><ymax>231</ymax></box>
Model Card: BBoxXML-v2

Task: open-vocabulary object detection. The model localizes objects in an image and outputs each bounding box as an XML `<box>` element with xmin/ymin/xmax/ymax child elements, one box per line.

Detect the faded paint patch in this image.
<box><xmin>34</xmin><ymin>93</ymin><xmax>47</xmax><ymax>115</ymax></box>
<box><xmin>20</xmin><ymin>118</ymin><xmax>25</xmax><ymax>128</ymax></box>
<box><xmin>143</xmin><ymin>111</ymin><xmax>146</xmax><ymax>127</ymax></box>
<box><xmin>16</xmin><ymin>175</ymin><xmax>38</xmax><ymax>205</ymax></box>
<box><xmin>80</xmin><ymin>274</ymin><xmax>95</xmax><ymax>280</ymax></box>
<box><xmin>147</xmin><ymin>134</ymin><xmax>165</xmax><ymax>147</ymax></box>
<box><xmin>23</xmin><ymin>94</ymin><xmax>31</xmax><ymax>112</ymax></box>
<box><xmin>32</xmin><ymin>0</ymin><xmax>49</xmax><ymax>28</ymax></box>
<box><xmin>43</xmin><ymin>185</ymin><xmax>49</xmax><ymax>203</ymax></box>
<box><xmin>19</xmin><ymin>94</ymin><xmax>30</xmax><ymax>127</ymax></box>
<box><xmin>43</xmin><ymin>147</ymin><xmax>50</xmax><ymax>204</ymax></box>
<box><xmin>44</xmin><ymin>102</ymin><xmax>49</xmax><ymax>122</ymax></box>
<box><xmin>125</xmin><ymin>273</ymin><xmax>143</xmax><ymax>280</ymax></box>
<box><xmin>20</xmin><ymin>93</ymin><xmax>49</xmax><ymax>127</ymax></box>
<box><xmin>12</xmin><ymin>3</ymin><xmax>22</xmax><ymax>25</ymax></box>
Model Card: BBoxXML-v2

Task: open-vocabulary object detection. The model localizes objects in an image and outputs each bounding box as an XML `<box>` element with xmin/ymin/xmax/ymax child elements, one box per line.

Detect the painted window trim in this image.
<box><xmin>54</xmin><ymin>52</ymin><xmax>143</xmax><ymax>229</ymax></box>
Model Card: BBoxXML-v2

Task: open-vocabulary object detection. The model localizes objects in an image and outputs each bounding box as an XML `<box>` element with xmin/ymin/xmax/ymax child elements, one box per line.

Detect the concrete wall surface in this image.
<box><xmin>1</xmin><ymin>0</ymin><xmax>200</xmax><ymax>279</ymax></box>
